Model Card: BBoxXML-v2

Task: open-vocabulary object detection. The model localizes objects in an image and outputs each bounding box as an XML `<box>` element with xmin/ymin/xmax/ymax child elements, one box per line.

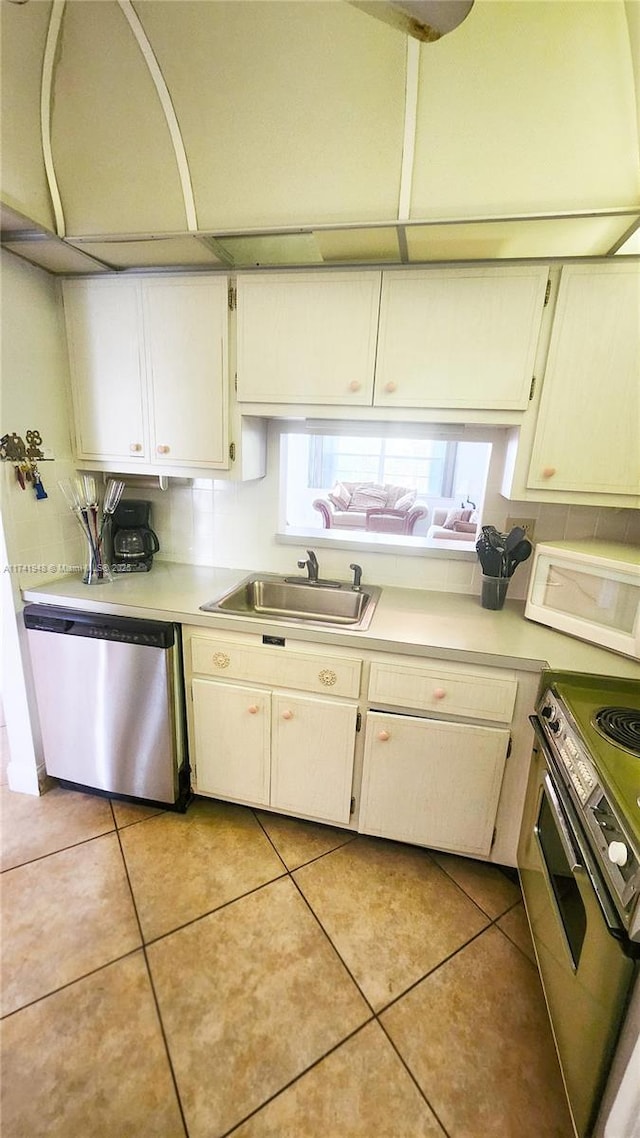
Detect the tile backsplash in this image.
<box><xmin>134</xmin><ymin>475</ymin><xmax>639</xmax><ymax>601</ymax></box>
<box><xmin>1</xmin><ymin>460</ymin><xmax>84</xmax><ymax>590</ymax></box>
<box><xmin>3</xmin><ymin>438</ymin><xmax>637</xmax><ymax>600</ymax></box>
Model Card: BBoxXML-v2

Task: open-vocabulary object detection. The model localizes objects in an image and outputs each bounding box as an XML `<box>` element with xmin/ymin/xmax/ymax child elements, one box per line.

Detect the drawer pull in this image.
<box><xmin>542</xmin><ymin>466</ymin><xmax>556</xmax><ymax>479</ymax></box>
<box><xmin>130</xmin><ymin>442</ymin><xmax>143</xmax><ymax>453</ymax></box>
<box><xmin>282</xmin><ymin>709</ymin><xmax>294</xmax><ymax>721</ymax></box>
<box><xmin>384</xmin><ymin>381</ymin><xmax>397</xmax><ymax>394</ymax></box>
<box><xmin>433</xmin><ymin>688</ymin><xmax>446</xmax><ymax>700</ymax></box>
<box><xmin>348</xmin><ymin>380</ymin><xmax>361</xmax><ymax>393</ymax></box>
<box><xmin>212</xmin><ymin>651</ymin><xmax>231</xmax><ymax>669</ymax></box>
<box><xmin>318</xmin><ymin>668</ymin><xmax>338</xmax><ymax>687</ymax></box>
<box><xmin>378</xmin><ymin>729</ymin><xmax>390</xmax><ymax>742</ymax></box>
<box><xmin>157</xmin><ymin>444</ymin><xmax>171</xmax><ymax>455</ymax></box>
<box><xmin>248</xmin><ymin>705</ymin><xmax>259</xmax><ymax>715</ymax></box>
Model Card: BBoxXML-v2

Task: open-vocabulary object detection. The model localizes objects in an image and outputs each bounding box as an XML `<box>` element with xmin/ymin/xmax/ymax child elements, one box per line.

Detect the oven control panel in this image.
<box><xmin>538</xmin><ymin>696</ymin><xmax>598</xmax><ymax>804</ymax></box>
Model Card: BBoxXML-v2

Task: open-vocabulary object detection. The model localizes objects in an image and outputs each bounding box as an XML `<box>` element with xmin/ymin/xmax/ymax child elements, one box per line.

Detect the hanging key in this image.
<box><xmin>32</xmin><ymin>463</ymin><xmax>48</xmax><ymax>500</ymax></box>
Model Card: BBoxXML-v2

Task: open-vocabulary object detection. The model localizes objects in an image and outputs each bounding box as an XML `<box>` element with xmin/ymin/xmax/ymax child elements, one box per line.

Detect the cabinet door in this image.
<box><xmin>374</xmin><ymin>266</ymin><xmax>549</xmax><ymax>410</ymax></box>
<box><xmin>191</xmin><ymin>679</ymin><xmax>270</xmax><ymax>805</ymax></box>
<box><xmin>527</xmin><ymin>263</ymin><xmax>640</xmax><ymax>496</ymax></box>
<box><xmin>360</xmin><ymin>711</ymin><xmax>509</xmax><ymax>856</ymax></box>
<box><xmin>236</xmin><ymin>271</ymin><xmax>381</xmax><ymax>404</ymax></box>
<box><xmin>271</xmin><ymin>693</ymin><xmax>357</xmax><ymax>824</ymax></box>
<box><xmin>63</xmin><ymin>279</ymin><xmax>147</xmax><ymax>461</ymax></box>
<box><xmin>142</xmin><ymin>277</ymin><xmax>228</xmax><ymax>468</ymax></box>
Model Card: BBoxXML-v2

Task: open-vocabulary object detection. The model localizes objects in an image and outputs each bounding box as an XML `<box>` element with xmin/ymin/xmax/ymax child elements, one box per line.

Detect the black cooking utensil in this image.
<box><xmin>476</xmin><ymin>530</ymin><xmax>504</xmax><ymax>576</ymax></box>
<box><xmin>505</xmin><ymin>526</ymin><xmax>527</xmax><ymax>552</ymax></box>
<box><xmin>507</xmin><ymin>538</ymin><xmax>532</xmax><ymax>576</ymax></box>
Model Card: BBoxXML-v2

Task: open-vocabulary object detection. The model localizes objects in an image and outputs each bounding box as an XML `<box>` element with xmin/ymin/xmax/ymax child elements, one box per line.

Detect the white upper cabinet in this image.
<box><xmin>527</xmin><ymin>263</ymin><xmax>640</xmax><ymax>497</ymax></box>
<box><xmin>236</xmin><ymin>271</ymin><xmax>381</xmax><ymax>405</ymax></box>
<box><xmin>63</xmin><ymin>275</ymin><xmax>240</xmax><ymax>475</ymax></box>
<box><xmin>142</xmin><ymin>277</ymin><xmax>227</xmax><ymax>467</ymax></box>
<box><xmin>236</xmin><ymin>265</ymin><xmax>549</xmax><ymax>413</ymax></box>
<box><xmin>64</xmin><ymin>279</ymin><xmax>147</xmax><ymax>462</ymax></box>
<box><xmin>373</xmin><ymin>266</ymin><xmax>549</xmax><ymax>410</ymax></box>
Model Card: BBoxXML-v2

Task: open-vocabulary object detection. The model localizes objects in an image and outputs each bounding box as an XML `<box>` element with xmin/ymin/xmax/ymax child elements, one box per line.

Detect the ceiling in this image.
<box><xmin>1</xmin><ymin>0</ymin><xmax>639</xmax><ymax>275</ymax></box>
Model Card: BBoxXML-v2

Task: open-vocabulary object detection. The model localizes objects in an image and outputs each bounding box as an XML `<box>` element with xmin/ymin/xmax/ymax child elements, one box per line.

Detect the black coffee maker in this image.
<box><xmin>108</xmin><ymin>500</ymin><xmax>160</xmax><ymax>573</ymax></box>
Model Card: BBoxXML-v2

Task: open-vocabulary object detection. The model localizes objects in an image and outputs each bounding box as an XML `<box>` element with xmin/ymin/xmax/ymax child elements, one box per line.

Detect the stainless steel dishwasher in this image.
<box><xmin>23</xmin><ymin>604</ymin><xmax>190</xmax><ymax>808</ymax></box>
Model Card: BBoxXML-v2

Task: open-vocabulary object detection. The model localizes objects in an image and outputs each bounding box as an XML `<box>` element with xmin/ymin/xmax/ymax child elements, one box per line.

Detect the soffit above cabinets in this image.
<box><xmin>0</xmin><ymin>204</ymin><xmax>111</xmax><ymax>274</ymax></box>
<box><xmin>1</xmin><ymin>0</ymin><xmax>639</xmax><ymax>275</ymax></box>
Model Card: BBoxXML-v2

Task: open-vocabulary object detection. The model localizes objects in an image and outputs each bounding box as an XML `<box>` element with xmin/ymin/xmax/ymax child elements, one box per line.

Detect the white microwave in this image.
<box><xmin>525</xmin><ymin>540</ymin><xmax>640</xmax><ymax>659</ymax></box>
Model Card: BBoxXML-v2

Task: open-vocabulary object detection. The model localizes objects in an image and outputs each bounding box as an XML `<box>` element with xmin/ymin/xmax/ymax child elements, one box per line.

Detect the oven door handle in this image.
<box><xmin>541</xmin><ymin>772</ymin><xmax>581</xmax><ymax>873</ymax></box>
<box><xmin>530</xmin><ymin>715</ymin><xmax>629</xmax><ymax>942</ymax></box>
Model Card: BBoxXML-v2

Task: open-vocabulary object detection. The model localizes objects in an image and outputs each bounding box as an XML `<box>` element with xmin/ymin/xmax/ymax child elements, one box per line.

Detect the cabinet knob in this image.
<box><xmin>157</xmin><ymin>444</ymin><xmax>171</xmax><ymax>455</ymax></box>
<box><xmin>433</xmin><ymin>688</ymin><xmax>446</xmax><ymax>700</ymax></box>
<box><xmin>282</xmin><ymin>709</ymin><xmax>294</xmax><ymax>720</ymax></box>
<box><xmin>248</xmin><ymin>705</ymin><xmax>259</xmax><ymax>715</ymax></box>
<box><xmin>130</xmin><ymin>442</ymin><xmax>143</xmax><ymax>453</ymax></box>
<box><xmin>378</xmin><ymin>729</ymin><xmax>390</xmax><ymax>742</ymax></box>
<box><xmin>541</xmin><ymin>466</ymin><xmax>556</xmax><ymax>479</ymax></box>
<box><xmin>384</xmin><ymin>381</ymin><xmax>397</xmax><ymax>394</ymax></box>
<box><xmin>348</xmin><ymin>380</ymin><xmax>361</xmax><ymax>393</ymax></box>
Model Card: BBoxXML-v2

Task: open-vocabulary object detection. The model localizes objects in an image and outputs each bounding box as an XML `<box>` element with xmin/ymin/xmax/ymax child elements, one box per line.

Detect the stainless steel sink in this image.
<box><xmin>200</xmin><ymin>574</ymin><xmax>381</xmax><ymax>630</ymax></box>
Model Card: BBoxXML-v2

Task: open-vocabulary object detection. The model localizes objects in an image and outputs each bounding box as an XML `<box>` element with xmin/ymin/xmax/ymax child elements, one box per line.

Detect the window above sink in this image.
<box><xmin>277</xmin><ymin>422</ymin><xmax>494</xmax><ymax>557</ymax></box>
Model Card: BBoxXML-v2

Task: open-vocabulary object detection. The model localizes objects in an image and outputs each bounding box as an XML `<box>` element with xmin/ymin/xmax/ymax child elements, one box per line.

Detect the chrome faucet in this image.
<box><xmin>297</xmin><ymin>549</ymin><xmax>319</xmax><ymax>582</ymax></box>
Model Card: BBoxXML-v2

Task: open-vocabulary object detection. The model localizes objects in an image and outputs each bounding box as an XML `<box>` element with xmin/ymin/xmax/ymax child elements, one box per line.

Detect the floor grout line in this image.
<box><xmin>250</xmin><ymin>807</ymin><xmax>359</xmax><ymax>869</ymax></box>
<box><xmin>219</xmin><ymin>1019</ymin><xmax>377</xmax><ymax>1138</ymax></box>
<box><xmin>112</xmin><ymin>818</ymin><xmax>190</xmax><ymax>1138</ymax></box>
<box><xmin>0</xmin><ymin>825</ymin><xmax>118</xmax><ymax>874</ymax></box>
<box><xmin>0</xmin><ymin>946</ymin><xmax>143</xmax><ymax>1022</ymax></box>
<box><xmin>376</xmin><ymin>1015</ymin><xmax>454</xmax><ymax>1138</ymax></box>
<box><xmin>138</xmin><ymin>870</ymin><xmax>290</xmax><ymax>948</ymax></box>
<box><xmin>251</xmin><ymin>809</ymin><xmax>378</xmax><ymax>1010</ymax></box>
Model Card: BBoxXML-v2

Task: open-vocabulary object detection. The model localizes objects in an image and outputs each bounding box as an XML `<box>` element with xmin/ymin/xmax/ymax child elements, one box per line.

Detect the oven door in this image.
<box><xmin>518</xmin><ymin>720</ymin><xmax>636</xmax><ymax>1138</ymax></box>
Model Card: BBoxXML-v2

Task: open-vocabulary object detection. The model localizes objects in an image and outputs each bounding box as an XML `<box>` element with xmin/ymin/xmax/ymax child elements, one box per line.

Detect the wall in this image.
<box><xmin>132</xmin><ymin>424</ymin><xmax>640</xmax><ymax>602</ymax></box>
<box><xmin>0</xmin><ymin>250</ymin><xmax>81</xmax><ymax>792</ymax></box>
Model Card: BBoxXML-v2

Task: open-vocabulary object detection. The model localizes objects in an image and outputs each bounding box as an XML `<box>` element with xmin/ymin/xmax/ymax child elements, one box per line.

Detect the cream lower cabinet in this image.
<box><xmin>191</xmin><ymin>678</ymin><xmax>358</xmax><ymax>824</ymax></box>
<box><xmin>185</xmin><ymin>628</ymin><xmax>522</xmax><ymax>856</ymax></box>
<box><xmin>359</xmin><ymin>656</ymin><xmax>517</xmax><ymax>857</ymax></box>
<box><xmin>186</xmin><ymin>629</ymin><xmax>362</xmax><ymax>825</ymax></box>
<box><xmin>360</xmin><ymin>711</ymin><xmax>510</xmax><ymax>856</ymax></box>
<box><xmin>192</xmin><ymin>679</ymin><xmax>271</xmax><ymax>804</ymax></box>
<box><xmin>270</xmin><ymin>692</ymin><xmax>357</xmax><ymax>822</ymax></box>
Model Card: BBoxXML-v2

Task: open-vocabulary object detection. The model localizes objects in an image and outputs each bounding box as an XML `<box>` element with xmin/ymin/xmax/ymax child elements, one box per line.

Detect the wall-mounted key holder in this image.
<box><xmin>0</xmin><ymin>429</ymin><xmax>50</xmax><ymax>499</ymax></box>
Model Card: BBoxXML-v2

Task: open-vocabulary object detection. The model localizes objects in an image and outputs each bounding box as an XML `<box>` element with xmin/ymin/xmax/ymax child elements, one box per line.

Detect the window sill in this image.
<box><xmin>276</xmin><ymin>526</ymin><xmax>477</xmax><ymax>559</ymax></box>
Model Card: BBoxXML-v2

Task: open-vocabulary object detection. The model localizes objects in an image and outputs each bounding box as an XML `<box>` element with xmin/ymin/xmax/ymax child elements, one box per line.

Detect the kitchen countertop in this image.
<box><xmin>22</xmin><ymin>561</ymin><xmax>640</xmax><ymax>679</ymax></box>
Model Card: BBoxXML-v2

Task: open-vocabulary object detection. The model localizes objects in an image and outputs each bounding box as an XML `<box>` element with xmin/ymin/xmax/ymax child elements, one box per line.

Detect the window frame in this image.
<box><xmin>275</xmin><ymin>420</ymin><xmax>501</xmax><ymax>557</ymax></box>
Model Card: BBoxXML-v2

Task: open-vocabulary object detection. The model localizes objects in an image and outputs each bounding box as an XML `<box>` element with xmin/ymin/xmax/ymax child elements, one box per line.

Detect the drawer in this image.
<box><xmin>368</xmin><ymin>659</ymin><xmax>517</xmax><ymax>724</ymax></box>
<box><xmin>190</xmin><ymin>636</ymin><xmax>362</xmax><ymax>698</ymax></box>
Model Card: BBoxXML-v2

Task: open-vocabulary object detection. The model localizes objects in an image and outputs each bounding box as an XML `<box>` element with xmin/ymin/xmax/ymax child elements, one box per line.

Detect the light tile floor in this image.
<box><xmin>0</xmin><ymin>768</ymin><xmax>574</xmax><ymax>1138</ymax></box>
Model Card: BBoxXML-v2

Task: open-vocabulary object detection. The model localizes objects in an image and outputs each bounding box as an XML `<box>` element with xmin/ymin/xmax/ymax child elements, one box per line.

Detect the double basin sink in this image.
<box><xmin>201</xmin><ymin>573</ymin><xmax>381</xmax><ymax>631</ymax></box>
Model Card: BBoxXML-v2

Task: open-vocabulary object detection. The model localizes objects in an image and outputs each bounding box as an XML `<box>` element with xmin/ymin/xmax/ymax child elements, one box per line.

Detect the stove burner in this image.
<box><xmin>593</xmin><ymin>706</ymin><xmax>640</xmax><ymax>757</ymax></box>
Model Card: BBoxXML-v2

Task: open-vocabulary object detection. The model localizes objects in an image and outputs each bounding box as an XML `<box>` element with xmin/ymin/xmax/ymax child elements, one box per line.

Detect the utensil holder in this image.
<box><xmin>83</xmin><ymin>534</ymin><xmax>112</xmax><ymax>585</ymax></box>
<box><xmin>481</xmin><ymin>574</ymin><xmax>509</xmax><ymax>610</ymax></box>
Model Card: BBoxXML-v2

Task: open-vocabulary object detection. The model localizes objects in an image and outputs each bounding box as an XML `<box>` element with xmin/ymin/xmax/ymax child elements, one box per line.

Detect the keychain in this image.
<box><xmin>31</xmin><ymin>463</ymin><xmax>48</xmax><ymax>499</ymax></box>
<box><xmin>0</xmin><ymin>434</ymin><xmax>28</xmax><ymax>489</ymax></box>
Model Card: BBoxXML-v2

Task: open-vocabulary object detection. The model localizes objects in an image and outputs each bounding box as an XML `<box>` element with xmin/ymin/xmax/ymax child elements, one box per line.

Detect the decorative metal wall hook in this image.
<box><xmin>0</xmin><ymin>429</ymin><xmax>49</xmax><ymax>498</ymax></box>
